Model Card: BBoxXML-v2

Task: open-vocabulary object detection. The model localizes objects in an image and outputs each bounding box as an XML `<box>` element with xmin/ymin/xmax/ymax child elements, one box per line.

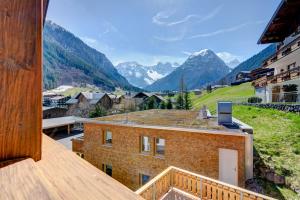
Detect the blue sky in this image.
<box><xmin>47</xmin><ymin>0</ymin><xmax>281</xmax><ymax>66</ymax></box>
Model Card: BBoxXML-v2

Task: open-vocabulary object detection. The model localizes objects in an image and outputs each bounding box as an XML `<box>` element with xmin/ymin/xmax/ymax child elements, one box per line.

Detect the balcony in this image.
<box><xmin>136</xmin><ymin>166</ymin><xmax>274</xmax><ymax>200</ymax></box>
<box><xmin>252</xmin><ymin>76</ymin><xmax>268</xmax><ymax>88</ymax></box>
<box><xmin>267</xmin><ymin>66</ymin><xmax>300</xmax><ymax>85</ymax></box>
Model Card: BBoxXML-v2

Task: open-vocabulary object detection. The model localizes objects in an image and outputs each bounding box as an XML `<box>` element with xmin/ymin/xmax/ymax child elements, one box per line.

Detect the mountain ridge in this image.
<box><xmin>115</xmin><ymin>61</ymin><xmax>178</xmax><ymax>88</ymax></box>
<box><xmin>145</xmin><ymin>49</ymin><xmax>230</xmax><ymax>91</ymax></box>
<box><xmin>43</xmin><ymin>20</ymin><xmax>138</xmax><ymax>91</ymax></box>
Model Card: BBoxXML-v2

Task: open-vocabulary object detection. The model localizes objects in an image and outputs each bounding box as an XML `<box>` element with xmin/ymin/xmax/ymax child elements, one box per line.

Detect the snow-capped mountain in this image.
<box><xmin>115</xmin><ymin>62</ymin><xmax>179</xmax><ymax>88</ymax></box>
<box><xmin>145</xmin><ymin>49</ymin><xmax>230</xmax><ymax>91</ymax></box>
<box><xmin>225</xmin><ymin>59</ymin><xmax>241</xmax><ymax>69</ymax></box>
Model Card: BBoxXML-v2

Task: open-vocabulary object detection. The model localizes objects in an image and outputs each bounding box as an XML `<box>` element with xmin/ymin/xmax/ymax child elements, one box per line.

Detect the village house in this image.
<box><xmin>133</xmin><ymin>92</ymin><xmax>166</xmax><ymax>109</ymax></box>
<box><xmin>66</xmin><ymin>92</ymin><xmax>113</xmax><ymax>117</ymax></box>
<box><xmin>252</xmin><ymin>0</ymin><xmax>300</xmax><ymax>103</ymax></box>
<box><xmin>73</xmin><ymin>104</ymin><xmax>254</xmax><ymax>191</ymax></box>
<box><xmin>43</xmin><ymin>106</ymin><xmax>67</xmax><ymax>119</ymax></box>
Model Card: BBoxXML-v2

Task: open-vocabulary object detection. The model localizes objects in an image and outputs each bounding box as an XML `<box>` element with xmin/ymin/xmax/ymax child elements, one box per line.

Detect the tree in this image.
<box><xmin>206</xmin><ymin>85</ymin><xmax>212</xmax><ymax>93</ymax></box>
<box><xmin>184</xmin><ymin>92</ymin><xmax>192</xmax><ymax>110</ymax></box>
<box><xmin>166</xmin><ymin>99</ymin><xmax>173</xmax><ymax>109</ymax></box>
<box><xmin>176</xmin><ymin>75</ymin><xmax>185</xmax><ymax>109</ymax></box>
<box><xmin>176</xmin><ymin>94</ymin><xmax>184</xmax><ymax>109</ymax></box>
<box><xmin>147</xmin><ymin>97</ymin><xmax>155</xmax><ymax>109</ymax></box>
<box><xmin>160</xmin><ymin>101</ymin><xmax>166</xmax><ymax>109</ymax></box>
<box><xmin>89</xmin><ymin>105</ymin><xmax>107</xmax><ymax>118</ymax></box>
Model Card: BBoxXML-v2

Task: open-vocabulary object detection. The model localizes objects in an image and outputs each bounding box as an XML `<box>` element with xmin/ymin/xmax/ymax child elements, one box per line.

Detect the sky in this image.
<box><xmin>47</xmin><ymin>0</ymin><xmax>281</xmax><ymax>66</ymax></box>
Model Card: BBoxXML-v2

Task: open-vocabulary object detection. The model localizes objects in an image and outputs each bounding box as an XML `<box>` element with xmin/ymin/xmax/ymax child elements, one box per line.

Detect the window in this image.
<box><xmin>102</xmin><ymin>164</ymin><xmax>112</xmax><ymax>176</ymax></box>
<box><xmin>141</xmin><ymin>136</ymin><xmax>150</xmax><ymax>153</ymax></box>
<box><xmin>140</xmin><ymin>174</ymin><xmax>150</xmax><ymax>186</ymax></box>
<box><xmin>104</xmin><ymin>130</ymin><xmax>112</xmax><ymax>145</ymax></box>
<box><xmin>155</xmin><ymin>138</ymin><xmax>165</xmax><ymax>156</ymax></box>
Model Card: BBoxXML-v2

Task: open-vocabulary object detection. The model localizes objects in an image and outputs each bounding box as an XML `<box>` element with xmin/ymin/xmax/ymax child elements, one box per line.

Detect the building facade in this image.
<box><xmin>74</xmin><ymin>110</ymin><xmax>253</xmax><ymax>191</ymax></box>
<box><xmin>252</xmin><ymin>1</ymin><xmax>300</xmax><ymax>103</ymax></box>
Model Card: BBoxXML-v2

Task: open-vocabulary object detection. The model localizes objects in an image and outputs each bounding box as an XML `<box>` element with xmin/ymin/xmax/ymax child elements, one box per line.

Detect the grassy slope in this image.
<box><xmin>59</xmin><ymin>87</ymin><xmax>101</xmax><ymax>97</ymax></box>
<box><xmin>191</xmin><ymin>82</ymin><xmax>255</xmax><ymax>113</ymax></box>
<box><xmin>191</xmin><ymin>83</ymin><xmax>300</xmax><ymax>200</ymax></box>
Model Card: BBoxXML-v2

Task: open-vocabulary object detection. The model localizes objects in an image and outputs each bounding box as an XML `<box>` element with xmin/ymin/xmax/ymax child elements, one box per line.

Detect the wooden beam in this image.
<box><xmin>0</xmin><ymin>0</ymin><xmax>44</xmax><ymax>161</ymax></box>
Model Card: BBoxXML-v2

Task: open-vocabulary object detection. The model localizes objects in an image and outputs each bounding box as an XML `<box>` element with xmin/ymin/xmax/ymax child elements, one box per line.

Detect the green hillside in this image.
<box><xmin>191</xmin><ymin>83</ymin><xmax>300</xmax><ymax>199</ymax></box>
<box><xmin>192</xmin><ymin>82</ymin><xmax>255</xmax><ymax>113</ymax></box>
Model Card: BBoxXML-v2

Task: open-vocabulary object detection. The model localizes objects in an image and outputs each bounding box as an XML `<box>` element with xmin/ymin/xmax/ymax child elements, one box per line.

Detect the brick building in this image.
<box><xmin>73</xmin><ymin>109</ymin><xmax>253</xmax><ymax>191</ymax></box>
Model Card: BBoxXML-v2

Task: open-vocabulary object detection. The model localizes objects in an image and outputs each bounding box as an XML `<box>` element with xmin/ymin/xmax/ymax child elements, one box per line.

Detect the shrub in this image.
<box><xmin>89</xmin><ymin>105</ymin><xmax>107</xmax><ymax>118</ymax></box>
<box><xmin>248</xmin><ymin>96</ymin><xmax>262</xmax><ymax>103</ymax></box>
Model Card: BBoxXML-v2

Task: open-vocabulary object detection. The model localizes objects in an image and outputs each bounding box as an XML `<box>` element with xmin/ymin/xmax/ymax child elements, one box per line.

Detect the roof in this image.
<box><xmin>74</xmin><ymin>92</ymin><xmax>109</xmax><ymax>105</ymax></box>
<box><xmin>43</xmin><ymin>116</ymin><xmax>84</xmax><ymax>129</ymax></box>
<box><xmin>258</xmin><ymin>0</ymin><xmax>300</xmax><ymax>44</ymax></box>
<box><xmin>0</xmin><ymin>135</ymin><xmax>142</xmax><ymax>200</ymax></box>
<box><xmin>66</xmin><ymin>98</ymin><xmax>78</xmax><ymax>104</ymax></box>
<box><xmin>133</xmin><ymin>92</ymin><xmax>151</xmax><ymax>98</ymax></box>
<box><xmin>150</xmin><ymin>94</ymin><xmax>166</xmax><ymax>102</ymax></box>
<box><xmin>93</xmin><ymin>110</ymin><xmax>241</xmax><ymax>132</ymax></box>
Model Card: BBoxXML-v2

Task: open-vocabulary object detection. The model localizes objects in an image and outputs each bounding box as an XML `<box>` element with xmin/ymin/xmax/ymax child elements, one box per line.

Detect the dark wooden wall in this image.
<box><xmin>0</xmin><ymin>0</ymin><xmax>46</xmax><ymax>161</ymax></box>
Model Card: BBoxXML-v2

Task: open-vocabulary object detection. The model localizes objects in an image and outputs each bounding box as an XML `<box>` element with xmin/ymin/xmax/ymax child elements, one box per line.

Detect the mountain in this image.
<box><xmin>226</xmin><ymin>59</ymin><xmax>241</xmax><ymax>69</ymax></box>
<box><xmin>43</xmin><ymin>21</ymin><xmax>137</xmax><ymax>91</ymax></box>
<box><xmin>115</xmin><ymin>62</ymin><xmax>178</xmax><ymax>88</ymax></box>
<box><xmin>218</xmin><ymin>44</ymin><xmax>276</xmax><ymax>84</ymax></box>
<box><xmin>145</xmin><ymin>49</ymin><xmax>230</xmax><ymax>91</ymax></box>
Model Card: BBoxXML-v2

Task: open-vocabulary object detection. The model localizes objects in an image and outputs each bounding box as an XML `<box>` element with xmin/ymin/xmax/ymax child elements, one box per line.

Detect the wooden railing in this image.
<box><xmin>268</xmin><ymin>66</ymin><xmax>300</xmax><ymax>84</ymax></box>
<box><xmin>136</xmin><ymin>166</ymin><xmax>276</xmax><ymax>200</ymax></box>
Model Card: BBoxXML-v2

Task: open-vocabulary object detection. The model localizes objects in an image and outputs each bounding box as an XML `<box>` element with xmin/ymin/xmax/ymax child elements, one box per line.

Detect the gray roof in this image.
<box><xmin>43</xmin><ymin>116</ymin><xmax>85</xmax><ymax>129</ymax></box>
<box><xmin>66</xmin><ymin>98</ymin><xmax>79</xmax><ymax>104</ymax></box>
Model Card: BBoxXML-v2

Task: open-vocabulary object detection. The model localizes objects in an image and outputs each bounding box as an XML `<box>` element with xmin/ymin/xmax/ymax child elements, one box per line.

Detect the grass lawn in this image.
<box><xmin>191</xmin><ymin>83</ymin><xmax>300</xmax><ymax>199</ymax></box>
<box><xmin>59</xmin><ymin>87</ymin><xmax>101</xmax><ymax>96</ymax></box>
<box><xmin>234</xmin><ymin>106</ymin><xmax>300</xmax><ymax>200</ymax></box>
<box><xmin>191</xmin><ymin>82</ymin><xmax>255</xmax><ymax>113</ymax></box>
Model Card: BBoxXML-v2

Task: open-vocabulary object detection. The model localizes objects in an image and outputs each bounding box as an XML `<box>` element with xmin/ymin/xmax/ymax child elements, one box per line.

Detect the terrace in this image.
<box><xmin>136</xmin><ymin>166</ymin><xmax>275</xmax><ymax>200</ymax></box>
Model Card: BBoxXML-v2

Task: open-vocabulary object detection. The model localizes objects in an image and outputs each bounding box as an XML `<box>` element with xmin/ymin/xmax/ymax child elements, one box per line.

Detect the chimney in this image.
<box><xmin>217</xmin><ymin>101</ymin><xmax>232</xmax><ymax>125</ymax></box>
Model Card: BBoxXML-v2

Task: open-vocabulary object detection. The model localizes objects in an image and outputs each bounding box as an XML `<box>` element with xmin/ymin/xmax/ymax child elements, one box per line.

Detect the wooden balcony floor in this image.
<box><xmin>0</xmin><ymin>135</ymin><xmax>143</xmax><ymax>200</ymax></box>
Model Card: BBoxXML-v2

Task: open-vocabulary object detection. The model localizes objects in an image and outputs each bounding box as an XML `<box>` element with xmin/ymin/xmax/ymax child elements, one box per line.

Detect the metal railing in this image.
<box><xmin>136</xmin><ymin>166</ymin><xmax>275</xmax><ymax>200</ymax></box>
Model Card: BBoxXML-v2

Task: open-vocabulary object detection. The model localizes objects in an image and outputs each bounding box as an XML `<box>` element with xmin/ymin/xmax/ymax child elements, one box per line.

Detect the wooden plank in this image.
<box><xmin>0</xmin><ymin>158</ymin><xmax>61</xmax><ymax>200</ymax></box>
<box><xmin>0</xmin><ymin>0</ymin><xmax>43</xmax><ymax>161</ymax></box>
<box><xmin>36</xmin><ymin>135</ymin><xmax>143</xmax><ymax>200</ymax></box>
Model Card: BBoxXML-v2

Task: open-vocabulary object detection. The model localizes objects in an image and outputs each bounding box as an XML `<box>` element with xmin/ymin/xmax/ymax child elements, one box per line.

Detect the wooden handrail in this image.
<box><xmin>136</xmin><ymin>166</ymin><xmax>276</xmax><ymax>200</ymax></box>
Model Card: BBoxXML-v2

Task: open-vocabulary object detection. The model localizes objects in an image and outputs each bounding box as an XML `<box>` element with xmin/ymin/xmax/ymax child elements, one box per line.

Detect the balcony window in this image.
<box><xmin>102</xmin><ymin>164</ymin><xmax>112</xmax><ymax>176</ymax></box>
<box><xmin>140</xmin><ymin>174</ymin><xmax>150</xmax><ymax>186</ymax></box>
<box><xmin>155</xmin><ymin>138</ymin><xmax>165</xmax><ymax>156</ymax></box>
<box><xmin>141</xmin><ymin>136</ymin><xmax>150</xmax><ymax>153</ymax></box>
<box><xmin>104</xmin><ymin>130</ymin><xmax>112</xmax><ymax>145</ymax></box>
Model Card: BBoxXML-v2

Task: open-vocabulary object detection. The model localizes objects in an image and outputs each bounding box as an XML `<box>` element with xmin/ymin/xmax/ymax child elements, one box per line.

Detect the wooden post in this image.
<box><xmin>0</xmin><ymin>0</ymin><xmax>46</xmax><ymax>162</ymax></box>
<box><xmin>68</xmin><ymin>124</ymin><xmax>71</xmax><ymax>135</ymax></box>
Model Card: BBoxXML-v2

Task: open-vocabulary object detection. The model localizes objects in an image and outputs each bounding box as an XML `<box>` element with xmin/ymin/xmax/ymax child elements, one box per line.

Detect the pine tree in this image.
<box><xmin>166</xmin><ymin>99</ymin><xmax>173</xmax><ymax>109</ymax></box>
<box><xmin>160</xmin><ymin>101</ymin><xmax>166</xmax><ymax>109</ymax></box>
<box><xmin>176</xmin><ymin>75</ymin><xmax>185</xmax><ymax>109</ymax></box>
<box><xmin>184</xmin><ymin>92</ymin><xmax>191</xmax><ymax>110</ymax></box>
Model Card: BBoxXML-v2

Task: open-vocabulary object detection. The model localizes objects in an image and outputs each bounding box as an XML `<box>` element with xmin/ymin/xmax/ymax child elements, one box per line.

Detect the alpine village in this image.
<box><xmin>1</xmin><ymin>0</ymin><xmax>300</xmax><ymax>200</ymax></box>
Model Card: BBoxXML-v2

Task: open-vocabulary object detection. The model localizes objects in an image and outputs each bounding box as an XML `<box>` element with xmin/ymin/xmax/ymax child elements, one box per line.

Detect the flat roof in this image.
<box><xmin>43</xmin><ymin>116</ymin><xmax>84</xmax><ymax>129</ymax></box>
<box><xmin>0</xmin><ymin>135</ymin><xmax>142</xmax><ymax>200</ymax></box>
<box><xmin>258</xmin><ymin>0</ymin><xmax>300</xmax><ymax>44</ymax></box>
<box><xmin>93</xmin><ymin>110</ymin><xmax>242</xmax><ymax>133</ymax></box>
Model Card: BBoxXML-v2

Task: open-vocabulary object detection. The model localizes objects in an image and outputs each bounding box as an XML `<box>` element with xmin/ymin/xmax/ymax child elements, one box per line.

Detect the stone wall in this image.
<box><xmin>82</xmin><ymin>123</ymin><xmax>247</xmax><ymax>191</ymax></box>
<box><xmin>238</xmin><ymin>103</ymin><xmax>300</xmax><ymax>113</ymax></box>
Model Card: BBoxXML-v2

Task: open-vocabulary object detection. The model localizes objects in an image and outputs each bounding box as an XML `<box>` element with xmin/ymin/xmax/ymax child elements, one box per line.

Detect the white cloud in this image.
<box><xmin>181</xmin><ymin>51</ymin><xmax>192</xmax><ymax>56</ymax></box>
<box><xmin>188</xmin><ymin>20</ymin><xmax>265</xmax><ymax>39</ymax></box>
<box><xmin>80</xmin><ymin>36</ymin><xmax>97</xmax><ymax>45</ymax></box>
<box><xmin>217</xmin><ymin>52</ymin><xmax>242</xmax><ymax>63</ymax></box>
<box><xmin>152</xmin><ymin>6</ymin><xmax>222</xmax><ymax>27</ymax></box>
